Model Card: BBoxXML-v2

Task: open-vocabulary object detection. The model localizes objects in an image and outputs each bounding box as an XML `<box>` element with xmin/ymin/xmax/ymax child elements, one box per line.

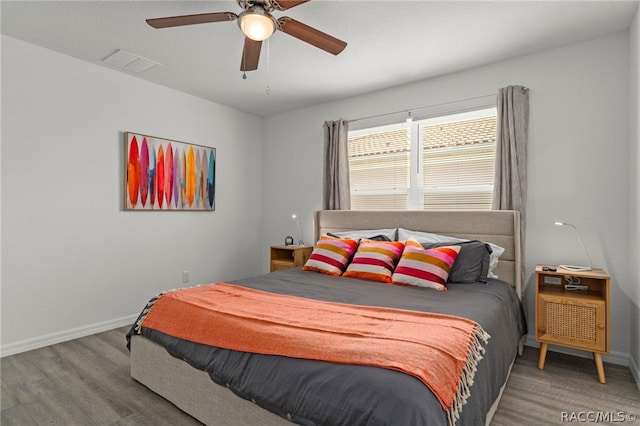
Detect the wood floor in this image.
<box><xmin>2</xmin><ymin>326</ymin><xmax>639</xmax><ymax>425</ymax></box>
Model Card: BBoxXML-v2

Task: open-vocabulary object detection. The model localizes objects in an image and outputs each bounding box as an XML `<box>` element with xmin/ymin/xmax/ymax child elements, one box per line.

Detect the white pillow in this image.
<box><xmin>397</xmin><ymin>228</ymin><xmax>505</xmax><ymax>278</ymax></box>
<box><xmin>328</xmin><ymin>228</ymin><xmax>397</xmax><ymax>241</ymax></box>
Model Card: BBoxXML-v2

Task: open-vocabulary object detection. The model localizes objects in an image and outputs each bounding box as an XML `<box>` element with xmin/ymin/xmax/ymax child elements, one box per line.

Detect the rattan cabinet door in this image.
<box><xmin>536</xmin><ymin>293</ymin><xmax>606</xmax><ymax>352</ymax></box>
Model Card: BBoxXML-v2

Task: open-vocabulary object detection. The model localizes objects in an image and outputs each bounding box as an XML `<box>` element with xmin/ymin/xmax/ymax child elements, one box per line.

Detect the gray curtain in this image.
<box><xmin>323</xmin><ymin>119</ymin><xmax>351</xmax><ymax>210</ymax></box>
<box><xmin>493</xmin><ymin>85</ymin><xmax>529</xmax><ymax>287</ymax></box>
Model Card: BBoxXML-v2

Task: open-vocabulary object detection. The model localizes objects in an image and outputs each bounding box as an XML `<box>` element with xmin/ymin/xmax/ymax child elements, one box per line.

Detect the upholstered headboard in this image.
<box><xmin>314</xmin><ymin>210</ymin><xmax>521</xmax><ymax>298</ymax></box>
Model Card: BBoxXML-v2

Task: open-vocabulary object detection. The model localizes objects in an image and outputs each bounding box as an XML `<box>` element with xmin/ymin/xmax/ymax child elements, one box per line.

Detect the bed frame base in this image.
<box><xmin>131</xmin><ymin>336</ymin><xmax>291</xmax><ymax>425</ymax></box>
<box><xmin>131</xmin><ymin>334</ymin><xmax>509</xmax><ymax>426</ymax></box>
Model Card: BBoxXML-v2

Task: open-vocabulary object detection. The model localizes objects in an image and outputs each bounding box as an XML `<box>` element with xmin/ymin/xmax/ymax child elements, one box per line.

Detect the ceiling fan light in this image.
<box><xmin>239</xmin><ymin>9</ymin><xmax>275</xmax><ymax>41</ymax></box>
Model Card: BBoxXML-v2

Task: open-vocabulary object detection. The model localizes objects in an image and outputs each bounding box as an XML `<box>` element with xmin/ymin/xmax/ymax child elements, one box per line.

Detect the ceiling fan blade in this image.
<box><xmin>240</xmin><ymin>38</ymin><xmax>262</xmax><ymax>71</ymax></box>
<box><xmin>146</xmin><ymin>12</ymin><xmax>237</xmax><ymax>29</ymax></box>
<box><xmin>271</xmin><ymin>0</ymin><xmax>310</xmax><ymax>11</ymax></box>
<box><xmin>277</xmin><ymin>17</ymin><xmax>347</xmax><ymax>55</ymax></box>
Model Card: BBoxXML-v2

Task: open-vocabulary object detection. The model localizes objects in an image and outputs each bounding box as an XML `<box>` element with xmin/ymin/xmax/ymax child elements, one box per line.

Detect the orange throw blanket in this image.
<box><xmin>138</xmin><ymin>283</ymin><xmax>489</xmax><ymax>424</ymax></box>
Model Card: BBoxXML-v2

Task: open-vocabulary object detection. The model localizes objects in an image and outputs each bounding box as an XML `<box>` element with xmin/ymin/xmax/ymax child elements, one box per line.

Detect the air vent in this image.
<box><xmin>102</xmin><ymin>49</ymin><xmax>160</xmax><ymax>73</ymax></box>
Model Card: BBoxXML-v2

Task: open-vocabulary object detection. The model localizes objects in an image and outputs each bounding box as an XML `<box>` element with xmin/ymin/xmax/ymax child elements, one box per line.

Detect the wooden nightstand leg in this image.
<box><xmin>593</xmin><ymin>352</ymin><xmax>606</xmax><ymax>384</ymax></box>
<box><xmin>538</xmin><ymin>342</ymin><xmax>548</xmax><ymax>369</ymax></box>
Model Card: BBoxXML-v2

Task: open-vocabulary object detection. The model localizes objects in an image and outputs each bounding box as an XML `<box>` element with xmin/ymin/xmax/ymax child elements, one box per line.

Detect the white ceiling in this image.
<box><xmin>2</xmin><ymin>1</ymin><xmax>638</xmax><ymax>117</ymax></box>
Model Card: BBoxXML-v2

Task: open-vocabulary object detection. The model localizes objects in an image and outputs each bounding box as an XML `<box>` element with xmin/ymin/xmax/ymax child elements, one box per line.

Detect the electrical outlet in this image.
<box><xmin>182</xmin><ymin>270</ymin><xmax>190</xmax><ymax>283</ymax></box>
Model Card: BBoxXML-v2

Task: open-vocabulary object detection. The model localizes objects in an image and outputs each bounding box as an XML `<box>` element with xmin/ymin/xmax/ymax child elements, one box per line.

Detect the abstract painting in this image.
<box><xmin>125</xmin><ymin>132</ymin><xmax>215</xmax><ymax>211</ymax></box>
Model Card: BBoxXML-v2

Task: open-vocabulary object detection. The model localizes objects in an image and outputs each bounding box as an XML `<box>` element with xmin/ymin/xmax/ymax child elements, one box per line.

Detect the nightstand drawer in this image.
<box><xmin>271</xmin><ymin>260</ymin><xmax>296</xmax><ymax>272</ymax></box>
<box><xmin>270</xmin><ymin>245</ymin><xmax>313</xmax><ymax>272</ymax></box>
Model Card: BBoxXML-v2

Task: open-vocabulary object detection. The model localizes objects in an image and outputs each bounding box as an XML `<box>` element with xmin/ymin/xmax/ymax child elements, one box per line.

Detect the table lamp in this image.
<box><xmin>554</xmin><ymin>221</ymin><xmax>593</xmax><ymax>271</ymax></box>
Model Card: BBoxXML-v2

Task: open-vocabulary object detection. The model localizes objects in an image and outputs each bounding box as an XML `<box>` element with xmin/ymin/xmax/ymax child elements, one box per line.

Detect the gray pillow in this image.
<box><xmin>398</xmin><ymin>228</ymin><xmax>504</xmax><ymax>278</ymax></box>
<box><xmin>421</xmin><ymin>240</ymin><xmax>492</xmax><ymax>283</ymax></box>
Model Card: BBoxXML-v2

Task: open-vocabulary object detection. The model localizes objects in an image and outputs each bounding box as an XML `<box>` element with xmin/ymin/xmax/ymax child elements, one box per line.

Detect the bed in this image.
<box><xmin>128</xmin><ymin>209</ymin><xmax>526</xmax><ymax>425</ymax></box>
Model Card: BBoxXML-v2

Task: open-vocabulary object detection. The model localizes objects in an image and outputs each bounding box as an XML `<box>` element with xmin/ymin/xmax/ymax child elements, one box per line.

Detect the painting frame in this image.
<box><xmin>124</xmin><ymin>132</ymin><xmax>216</xmax><ymax>211</ymax></box>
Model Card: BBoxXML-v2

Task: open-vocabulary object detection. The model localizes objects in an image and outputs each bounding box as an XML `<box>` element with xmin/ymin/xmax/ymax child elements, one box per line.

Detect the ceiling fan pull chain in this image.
<box><xmin>242</xmin><ymin>41</ymin><xmax>248</xmax><ymax>80</ymax></box>
<box><xmin>242</xmin><ymin>42</ymin><xmax>246</xmax><ymax>79</ymax></box>
<box><xmin>265</xmin><ymin>38</ymin><xmax>271</xmax><ymax>94</ymax></box>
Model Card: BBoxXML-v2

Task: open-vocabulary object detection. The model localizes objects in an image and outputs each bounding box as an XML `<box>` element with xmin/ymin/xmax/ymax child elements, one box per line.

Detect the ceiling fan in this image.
<box><xmin>146</xmin><ymin>0</ymin><xmax>347</xmax><ymax>72</ymax></box>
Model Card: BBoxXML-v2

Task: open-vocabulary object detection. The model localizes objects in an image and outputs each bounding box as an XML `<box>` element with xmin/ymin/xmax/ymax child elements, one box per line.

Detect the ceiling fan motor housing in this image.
<box><xmin>237</xmin><ymin>0</ymin><xmax>279</xmax><ymax>13</ymax></box>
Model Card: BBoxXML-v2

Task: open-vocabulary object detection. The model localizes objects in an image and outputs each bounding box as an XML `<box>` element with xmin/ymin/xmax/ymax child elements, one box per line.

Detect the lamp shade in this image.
<box><xmin>239</xmin><ymin>9</ymin><xmax>275</xmax><ymax>41</ymax></box>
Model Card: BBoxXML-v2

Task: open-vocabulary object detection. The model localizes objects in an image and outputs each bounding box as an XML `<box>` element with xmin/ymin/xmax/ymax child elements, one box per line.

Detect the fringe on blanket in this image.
<box><xmin>133</xmin><ymin>294</ymin><xmax>162</xmax><ymax>334</ymax></box>
<box><xmin>133</xmin><ymin>283</ymin><xmax>209</xmax><ymax>334</ymax></box>
<box><xmin>447</xmin><ymin>324</ymin><xmax>491</xmax><ymax>426</ymax></box>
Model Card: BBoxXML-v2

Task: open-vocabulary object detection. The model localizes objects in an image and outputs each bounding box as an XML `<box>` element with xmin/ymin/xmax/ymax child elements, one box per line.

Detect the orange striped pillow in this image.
<box><xmin>392</xmin><ymin>238</ymin><xmax>461</xmax><ymax>291</ymax></box>
<box><xmin>303</xmin><ymin>235</ymin><xmax>359</xmax><ymax>276</ymax></box>
<box><xmin>343</xmin><ymin>240</ymin><xmax>405</xmax><ymax>283</ymax></box>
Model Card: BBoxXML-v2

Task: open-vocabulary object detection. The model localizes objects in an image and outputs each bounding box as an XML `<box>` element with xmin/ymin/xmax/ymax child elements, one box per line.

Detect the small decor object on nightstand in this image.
<box><xmin>535</xmin><ymin>265</ymin><xmax>610</xmax><ymax>383</ymax></box>
<box><xmin>270</xmin><ymin>245</ymin><xmax>313</xmax><ymax>272</ymax></box>
<box><xmin>284</xmin><ymin>236</ymin><xmax>294</xmax><ymax>246</ymax></box>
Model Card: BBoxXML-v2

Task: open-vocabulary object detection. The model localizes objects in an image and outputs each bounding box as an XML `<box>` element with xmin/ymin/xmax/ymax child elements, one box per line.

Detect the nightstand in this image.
<box><xmin>270</xmin><ymin>245</ymin><xmax>313</xmax><ymax>272</ymax></box>
<box><xmin>535</xmin><ymin>265</ymin><xmax>610</xmax><ymax>383</ymax></box>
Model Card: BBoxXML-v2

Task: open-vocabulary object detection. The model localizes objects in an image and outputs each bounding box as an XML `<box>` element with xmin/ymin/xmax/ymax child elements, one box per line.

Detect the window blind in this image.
<box><xmin>348</xmin><ymin>127</ymin><xmax>410</xmax><ymax>210</ymax></box>
<box><xmin>348</xmin><ymin>110</ymin><xmax>497</xmax><ymax>211</ymax></box>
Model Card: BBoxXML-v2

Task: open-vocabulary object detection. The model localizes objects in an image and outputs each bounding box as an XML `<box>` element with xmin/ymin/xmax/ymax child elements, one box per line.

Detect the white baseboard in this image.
<box><xmin>629</xmin><ymin>353</ymin><xmax>640</xmax><ymax>391</ymax></box>
<box><xmin>524</xmin><ymin>335</ymin><xmax>629</xmax><ymax>367</ymax></box>
<box><xmin>0</xmin><ymin>314</ymin><xmax>139</xmax><ymax>358</ymax></box>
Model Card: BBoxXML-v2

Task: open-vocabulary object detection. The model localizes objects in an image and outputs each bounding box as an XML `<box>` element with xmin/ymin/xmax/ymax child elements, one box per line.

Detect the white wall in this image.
<box><xmin>1</xmin><ymin>36</ymin><xmax>265</xmax><ymax>355</ymax></box>
<box><xmin>263</xmin><ymin>33</ymin><xmax>633</xmax><ymax>364</ymax></box>
<box><xmin>629</xmin><ymin>5</ymin><xmax>640</xmax><ymax>386</ymax></box>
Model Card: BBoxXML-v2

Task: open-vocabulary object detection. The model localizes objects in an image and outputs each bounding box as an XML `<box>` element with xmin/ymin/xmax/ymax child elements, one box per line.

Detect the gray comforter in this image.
<box><xmin>127</xmin><ymin>268</ymin><xmax>526</xmax><ymax>426</ymax></box>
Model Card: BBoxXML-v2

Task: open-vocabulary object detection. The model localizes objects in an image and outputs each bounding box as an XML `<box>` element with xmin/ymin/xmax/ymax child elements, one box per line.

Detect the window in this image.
<box><xmin>348</xmin><ymin>108</ymin><xmax>497</xmax><ymax>211</ymax></box>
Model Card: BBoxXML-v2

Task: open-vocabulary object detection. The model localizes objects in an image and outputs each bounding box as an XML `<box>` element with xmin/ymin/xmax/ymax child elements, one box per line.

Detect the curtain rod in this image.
<box><xmin>347</xmin><ymin>93</ymin><xmax>496</xmax><ymax>124</ymax></box>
